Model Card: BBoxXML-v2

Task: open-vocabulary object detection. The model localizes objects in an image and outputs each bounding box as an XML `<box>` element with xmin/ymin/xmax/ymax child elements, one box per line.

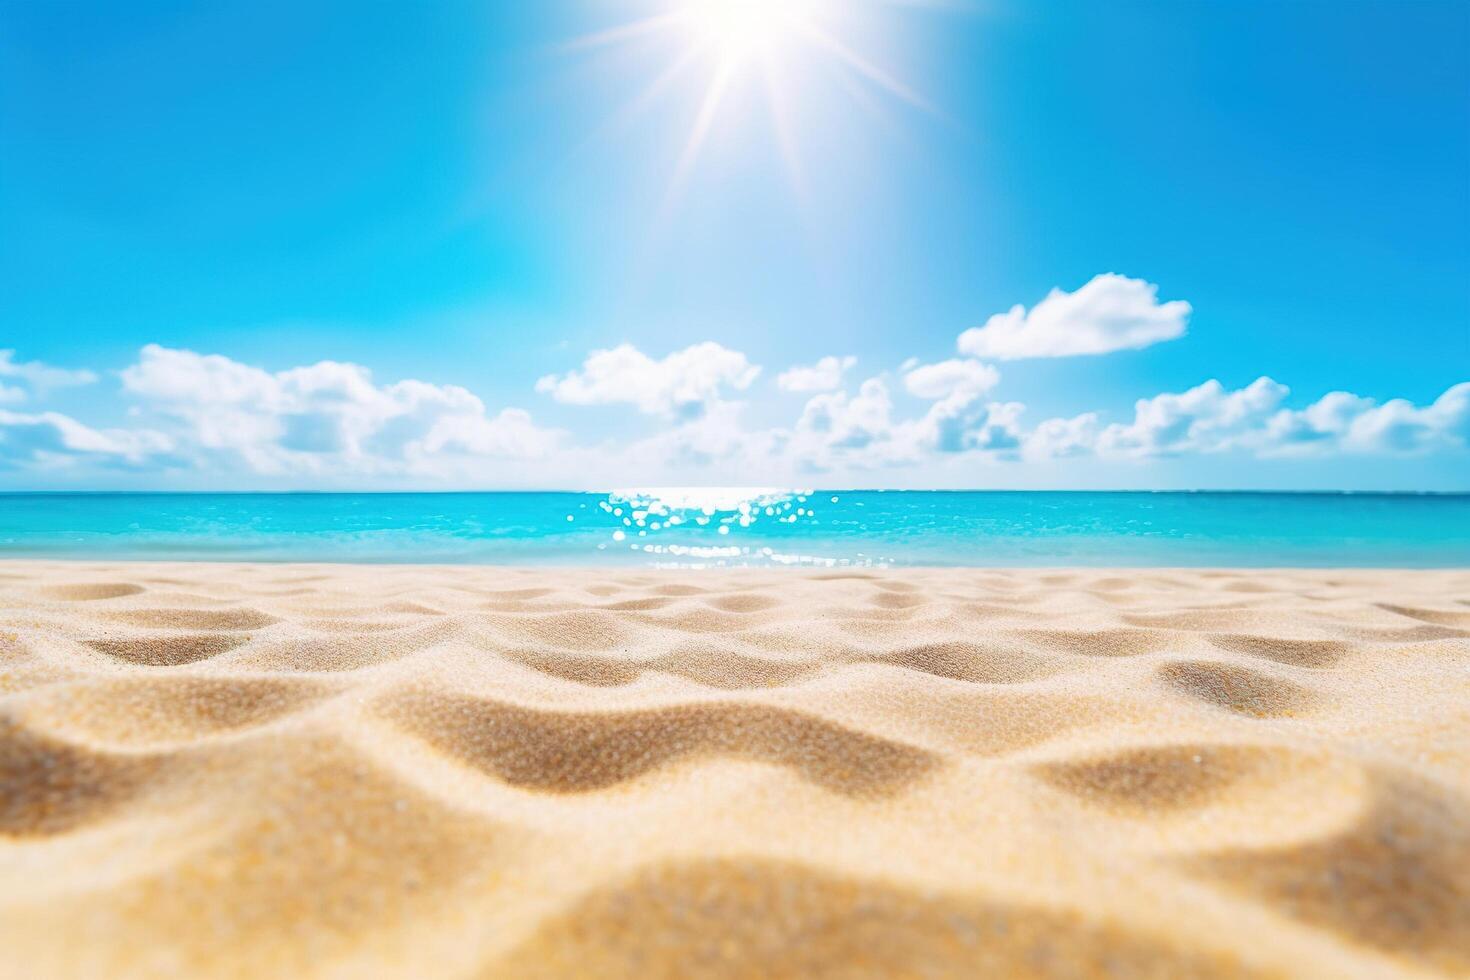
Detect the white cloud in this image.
<box><xmin>796</xmin><ymin>378</ymin><xmax>904</xmax><ymax>459</ymax></box>
<box><xmin>929</xmin><ymin>398</ymin><xmax>1024</xmax><ymax>455</ymax></box>
<box><xmin>0</xmin><ymin>350</ymin><xmax>97</xmax><ymax>399</ymax></box>
<box><xmin>957</xmin><ymin>274</ymin><xmax>1190</xmax><ymax>360</ymax></box>
<box><xmin>902</xmin><ymin>358</ymin><xmax>999</xmax><ymax>400</ymax></box>
<box><xmin>1023</xmin><ymin>412</ymin><xmax>1100</xmax><ymax>461</ymax></box>
<box><xmin>417</xmin><ymin>407</ymin><xmax>562</xmax><ymax>458</ymax></box>
<box><xmin>616</xmin><ymin>399</ymin><xmax>776</xmax><ymax>474</ymax></box>
<box><xmin>120</xmin><ymin>344</ymin><xmax>561</xmax><ymax>476</ymax></box>
<box><xmin>776</xmin><ymin>355</ymin><xmax>856</xmax><ymax>393</ymax></box>
<box><xmin>2</xmin><ymin>339</ymin><xmax>1465</xmax><ymax>487</ymax></box>
<box><xmin>1022</xmin><ymin>379</ymin><xmax>1470</xmax><ymax>463</ymax></box>
<box><xmin>897</xmin><ymin>360</ymin><xmax>1015</xmax><ymax>456</ymax></box>
<box><xmin>0</xmin><ymin>409</ymin><xmax>171</xmax><ymax>469</ymax></box>
<box><xmin>1096</xmin><ymin>377</ymin><xmax>1289</xmax><ymax>458</ymax></box>
<box><xmin>535</xmin><ymin>342</ymin><xmax>759</xmax><ymax>417</ymax></box>
<box><xmin>1262</xmin><ymin>382</ymin><xmax>1470</xmax><ymax>456</ymax></box>
<box><xmin>787</xmin><ymin>370</ymin><xmax>1022</xmax><ymax>469</ymax></box>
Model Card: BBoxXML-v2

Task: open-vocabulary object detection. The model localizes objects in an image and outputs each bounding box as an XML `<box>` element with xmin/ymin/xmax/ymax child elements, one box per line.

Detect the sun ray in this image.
<box><xmin>760</xmin><ymin>51</ymin><xmax>807</xmax><ymax>202</ymax></box>
<box><xmin>798</xmin><ymin>23</ymin><xmax>935</xmax><ymax>113</ymax></box>
<box><xmin>667</xmin><ymin>57</ymin><xmax>737</xmax><ymax>204</ymax></box>
<box><xmin>572</xmin><ymin>44</ymin><xmax>707</xmax><ymax>161</ymax></box>
<box><xmin>562</xmin><ymin>12</ymin><xmax>684</xmax><ymax>52</ymax></box>
<box><xmin>571</xmin><ymin>1</ymin><xmax>933</xmax><ymax>200</ymax></box>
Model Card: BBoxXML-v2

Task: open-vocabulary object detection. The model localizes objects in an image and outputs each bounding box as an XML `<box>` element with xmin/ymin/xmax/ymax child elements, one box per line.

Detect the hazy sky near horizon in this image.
<box><xmin>2</xmin><ymin>0</ymin><xmax>1467</xmax><ymax>490</ymax></box>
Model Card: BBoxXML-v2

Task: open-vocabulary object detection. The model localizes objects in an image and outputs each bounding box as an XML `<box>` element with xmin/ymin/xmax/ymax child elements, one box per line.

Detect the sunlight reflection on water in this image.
<box><xmin>591</xmin><ymin>487</ymin><xmax>890</xmax><ymax>568</ymax></box>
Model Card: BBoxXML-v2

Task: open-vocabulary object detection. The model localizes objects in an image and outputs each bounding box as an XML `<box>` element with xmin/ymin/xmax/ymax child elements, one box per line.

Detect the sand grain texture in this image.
<box><xmin>1</xmin><ymin>562</ymin><xmax>1467</xmax><ymax>979</ymax></box>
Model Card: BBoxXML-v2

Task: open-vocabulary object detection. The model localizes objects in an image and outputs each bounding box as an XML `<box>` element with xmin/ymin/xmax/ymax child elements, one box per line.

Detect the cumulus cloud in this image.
<box><xmin>1095</xmin><ymin>377</ymin><xmax>1289</xmax><ymax>458</ymax></box>
<box><xmin>2</xmin><ymin>339</ymin><xmax>1465</xmax><ymax>486</ymax></box>
<box><xmin>796</xmin><ymin>378</ymin><xmax>904</xmax><ymax>458</ymax></box>
<box><xmin>786</xmin><ymin>368</ymin><xmax>1022</xmax><ymax>470</ymax></box>
<box><xmin>535</xmin><ymin>342</ymin><xmax>759</xmax><ymax>418</ymax></box>
<box><xmin>929</xmin><ymin>398</ymin><xmax>1024</xmax><ymax>455</ymax></box>
<box><xmin>120</xmin><ymin>344</ymin><xmax>561</xmax><ymax>476</ymax></box>
<box><xmin>0</xmin><ymin>349</ymin><xmax>97</xmax><ymax>399</ymax></box>
<box><xmin>1023</xmin><ymin>412</ymin><xmax>1100</xmax><ymax>461</ymax></box>
<box><xmin>616</xmin><ymin>399</ymin><xmax>776</xmax><ymax>474</ymax></box>
<box><xmin>0</xmin><ymin>409</ymin><xmax>171</xmax><ymax>469</ymax></box>
<box><xmin>776</xmin><ymin>355</ymin><xmax>856</xmax><ymax>393</ymax></box>
<box><xmin>1262</xmin><ymin>382</ymin><xmax>1470</xmax><ymax>456</ymax></box>
<box><xmin>1019</xmin><ymin>379</ymin><xmax>1470</xmax><ymax>463</ymax></box>
<box><xmin>898</xmin><ymin>360</ymin><xmax>1014</xmax><ymax>455</ymax></box>
<box><xmin>957</xmin><ymin>274</ymin><xmax>1190</xmax><ymax>360</ymax></box>
<box><xmin>902</xmin><ymin>358</ymin><xmax>999</xmax><ymax>400</ymax></box>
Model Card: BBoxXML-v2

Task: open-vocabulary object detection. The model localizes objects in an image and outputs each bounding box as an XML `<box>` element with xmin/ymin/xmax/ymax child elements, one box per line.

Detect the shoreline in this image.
<box><xmin>2</xmin><ymin>561</ymin><xmax>1467</xmax><ymax>977</ymax></box>
<box><xmin>4</xmin><ymin>557</ymin><xmax>1468</xmax><ymax>571</ymax></box>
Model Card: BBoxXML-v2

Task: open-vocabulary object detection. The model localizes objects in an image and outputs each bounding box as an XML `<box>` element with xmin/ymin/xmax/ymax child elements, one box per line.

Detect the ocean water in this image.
<box><xmin>0</xmin><ymin>490</ymin><xmax>1465</xmax><ymax>567</ymax></box>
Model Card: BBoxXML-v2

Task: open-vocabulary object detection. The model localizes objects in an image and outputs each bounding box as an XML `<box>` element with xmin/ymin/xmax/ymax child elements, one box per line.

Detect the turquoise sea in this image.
<box><xmin>0</xmin><ymin>490</ymin><xmax>1465</xmax><ymax>567</ymax></box>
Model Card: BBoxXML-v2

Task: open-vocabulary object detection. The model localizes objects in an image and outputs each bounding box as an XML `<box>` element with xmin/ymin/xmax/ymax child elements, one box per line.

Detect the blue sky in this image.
<box><xmin>1</xmin><ymin>0</ymin><xmax>1466</xmax><ymax>489</ymax></box>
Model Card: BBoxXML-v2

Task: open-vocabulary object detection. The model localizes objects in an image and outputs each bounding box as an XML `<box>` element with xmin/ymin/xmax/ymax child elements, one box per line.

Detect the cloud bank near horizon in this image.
<box><xmin>3</xmin><ymin>275</ymin><xmax>1465</xmax><ymax>487</ymax></box>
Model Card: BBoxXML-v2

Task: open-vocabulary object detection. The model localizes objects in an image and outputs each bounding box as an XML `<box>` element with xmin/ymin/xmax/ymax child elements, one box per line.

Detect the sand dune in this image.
<box><xmin>1</xmin><ymin>562</ymin><xmax>1467</xmax><ymax>978</ymax></box>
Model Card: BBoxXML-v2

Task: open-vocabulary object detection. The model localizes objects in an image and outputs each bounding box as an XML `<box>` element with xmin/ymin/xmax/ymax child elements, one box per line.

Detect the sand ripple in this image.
<box><xmin>1</xmin><ymin>562</ymin><xmax>1467</xmax><ymax>978</ymax></box>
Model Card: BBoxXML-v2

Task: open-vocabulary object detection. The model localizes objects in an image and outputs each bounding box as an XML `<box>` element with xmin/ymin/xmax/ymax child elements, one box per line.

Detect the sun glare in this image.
<box><xmin>571</xmin><ymin>0</ymin><xmax>929</xmax><ymax>206</ymax></box>
<box><xmin>676</xmin><ymin>0</ymin><xmax>818</xmax><ymax>61</ymax></box>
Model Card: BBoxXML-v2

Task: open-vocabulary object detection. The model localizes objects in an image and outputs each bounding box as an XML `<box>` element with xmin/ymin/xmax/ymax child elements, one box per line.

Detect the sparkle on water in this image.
<box><xmin>598</xmin><ymin>487</ymin><xmax>872</xmax><ymax>568</ymax></box>
<box><xmin>0</xmin><ymin>490</ymin><xmax>1465</xmax><ymax>568</ymax></box>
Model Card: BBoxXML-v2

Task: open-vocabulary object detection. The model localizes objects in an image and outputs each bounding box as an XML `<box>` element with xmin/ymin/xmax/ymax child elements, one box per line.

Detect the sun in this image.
<box><xmin>570</xmin><ymin>0</ymin><xmax>929</xmax><ymax>205</ymax></box>
<box><xmin>675</xmin><ymin>0</ymin><xmax>820</xmax><ymax>62</ymax></box>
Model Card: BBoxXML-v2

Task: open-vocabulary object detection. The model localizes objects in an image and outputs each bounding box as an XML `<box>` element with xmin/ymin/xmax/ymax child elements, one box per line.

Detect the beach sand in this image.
<box><xmin>1</xmin><ymin>561</ymin><xmax>1467</xmax><ymax>978</ymax></box>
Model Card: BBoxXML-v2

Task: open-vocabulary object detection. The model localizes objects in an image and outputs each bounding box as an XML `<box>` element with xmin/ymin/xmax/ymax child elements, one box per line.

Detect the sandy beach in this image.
<box><xmin>1</xmin><ymin>560</ymin><xmax>1466</xmax><ymax>978</ymax></box>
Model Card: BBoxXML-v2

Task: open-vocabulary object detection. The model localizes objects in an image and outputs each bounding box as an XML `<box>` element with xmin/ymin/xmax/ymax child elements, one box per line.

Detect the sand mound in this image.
<box><xmin>84</xmin><ymin>632</ymin><xmax>251</xmax><ymax>666</ymax></box>
<box><xmin>0</xmin><ymin>562</ymin><xmax>1466</xmax><ymax>978</ymax></box>
<box><xmin>41</xmin><ymin>582</ymin><xmax>145</xmax><ymax>601</ymax></box>
<box><xmin>495</xmin><ymin>858</ymin><xmax>1263</xmax><ymax>980</ymax></box>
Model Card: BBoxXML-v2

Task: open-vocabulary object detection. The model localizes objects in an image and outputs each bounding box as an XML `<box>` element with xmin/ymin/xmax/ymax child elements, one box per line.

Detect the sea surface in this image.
<box><xmin>1</xmin><ymin>490</ymin><xmax>1466</xmax><ymax>567</ymax></box>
